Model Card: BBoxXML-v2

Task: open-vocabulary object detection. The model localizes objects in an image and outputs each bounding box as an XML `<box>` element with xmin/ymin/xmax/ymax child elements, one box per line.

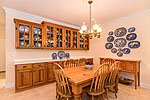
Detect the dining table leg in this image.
<box><xmin>71</xmin><ymin>84</ymin><xmax>82</xmax><ymax>100</ymax></box>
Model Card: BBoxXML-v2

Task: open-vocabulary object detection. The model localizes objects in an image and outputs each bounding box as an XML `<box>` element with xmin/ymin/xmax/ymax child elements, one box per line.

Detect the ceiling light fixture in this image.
<box><xmin>79</xmin><ymin>0</ymin><xmax>102</xmax><ymax>39</ymax></box>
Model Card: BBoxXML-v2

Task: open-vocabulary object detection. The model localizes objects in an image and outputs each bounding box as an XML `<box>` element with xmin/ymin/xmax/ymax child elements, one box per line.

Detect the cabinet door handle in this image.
<box><xmin>23</xmin><ymin>66</ymin><xmax>27</xmax><ymax>68</ymax></box>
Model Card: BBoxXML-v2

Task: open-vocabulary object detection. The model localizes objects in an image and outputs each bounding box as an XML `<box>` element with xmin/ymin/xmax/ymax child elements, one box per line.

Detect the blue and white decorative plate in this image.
<box><xmin>19</xmin><ymin>25</ymin><xmax>24</xmax><ymax>32</ymax></box>
<box><xmin>126</xmin><ymin>33</ymin><xmax>137</xmax><ymax>41</ymax></box>
<box><xmin>107</xmin><ymin>36</ymin><xmax>114</xmax><ymax>42</ymax></box>
<box><xmin>58</xmin><ymin>51</ymin><xmax>65</xmax><ymax>59</ymax></box>
<box><xmin>52</xmin><ymin>53</ymin><xmax>57</xmax><ymax>59</ymax></box>
<box><xmin>128</xmin><ymin>41</ymin><xmax>140</xmax><ymax>48</ymax></box>
<box><xmin>108</xmin><ymin>31</ymin><xmax>113</xmax><ymax>35</ymax></box>
<box><xmin>111</xmin><ymin>48</ymin><xmax>117</xmax><ymax>53</ymax></box>
<box><xmin>25</xmin><ymin>26</ymin><xmax>29</xmax><ymax>32</ymax></box>
<box><xmin>122</xmin><ymin>48</ymin><xmax>131</xmax><ymax>54</ymax></box>
<box><xmin>65</xmin><ymin>53</ymin><xmax>70</xmax><ymax>59</ymax></box>
<box><xmin>105</xmin><ymin>43</ymin><xmax>113</xmax><ymax>49</ymax></box>
<box><xmin>114</xmin><ymin>27</ymin><xmax>127</xmax><ymax>37</ymax></box>
<box><xmin>128</xmin><ymin>27</ymin><xmax>136</xmax><ymax>32</ymax></box>
<box><xmin>114</xmin><ymin>38</ymin><xmax>127</xmax><ymax>47</ymax></box>
<box><xmin>117</xmin><ymin>52</ymin><xmax>123</xmax><ymax>57</ymax></box>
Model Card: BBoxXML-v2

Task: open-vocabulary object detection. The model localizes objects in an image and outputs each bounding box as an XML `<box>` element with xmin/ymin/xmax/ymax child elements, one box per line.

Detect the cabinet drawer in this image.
<box><xmin>16</xmin><ymin>64</ymin><xmax>32</xmax><ymax>70</ymax></box>
<box><xmin>33</xmin><ymin>63</ymin><xmax>45</xmax><ymax>68</ymax></box>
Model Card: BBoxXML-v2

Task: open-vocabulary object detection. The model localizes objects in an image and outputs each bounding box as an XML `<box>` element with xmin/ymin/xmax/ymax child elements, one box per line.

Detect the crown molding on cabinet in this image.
<box><xmin>101</xmin><ymin>9</ymin><xmax>150</xmax><ymax>26</ymax></box>
<box><xmin>2</xmin><ymin>7</ymin><xmax>80</xmax><ymax>30</ymax></box>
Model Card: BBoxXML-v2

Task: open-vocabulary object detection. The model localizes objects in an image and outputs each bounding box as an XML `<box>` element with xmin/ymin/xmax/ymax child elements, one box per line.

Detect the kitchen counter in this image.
<box><xmin>14</xmin><ymin>56</ymin><xmax>94</xmax><ymax>65</ymax></box>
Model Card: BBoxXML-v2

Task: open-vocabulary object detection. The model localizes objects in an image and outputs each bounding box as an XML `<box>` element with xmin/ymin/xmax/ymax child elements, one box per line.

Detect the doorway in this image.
<box><xmin>0</xmin><ymin>36</ymin><xmax>5</xmax><ymax>88</ymax></box>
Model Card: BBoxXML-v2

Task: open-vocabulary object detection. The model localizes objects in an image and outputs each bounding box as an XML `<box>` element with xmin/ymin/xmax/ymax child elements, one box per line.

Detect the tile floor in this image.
<box><xmin>0</xmin><ymin>72</ymin><xmax>150</xmax><ymax>100</ymax></box>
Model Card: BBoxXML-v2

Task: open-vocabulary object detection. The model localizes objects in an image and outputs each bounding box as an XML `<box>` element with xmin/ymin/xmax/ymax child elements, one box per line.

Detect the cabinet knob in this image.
<box><xmin>23</xmin><ymin>66</ymin><xmax>27</xmax><ymax>68</ymax></box>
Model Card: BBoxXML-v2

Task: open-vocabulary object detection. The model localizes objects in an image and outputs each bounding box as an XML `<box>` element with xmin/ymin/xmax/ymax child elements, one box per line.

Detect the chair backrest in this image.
<box><xmin>90</xmin><ymin>64</ymin><xmax>109</xmax><ymax>93</ymax></box>
<box><xmin>53</xmin><ymin>63</ymin><xmax>71</xmax><ymax>96</ymax></box>
<box><xmin>102</xmin><ymin>58</ymin><xmax>116</xmax><ymax>66</ymax></box>
<box><xmin>78</xmin><ymin>58</ymin><xmax>86</xmax><ymax>66</ymax></box>
<box><xmin>64</xmin><ymin>59</ymin><xmax>77</xmax><ymax>68</ymax></box>
<box><xmin>107</xmin><ymin>61</ymin><xmax>120</xmax><ymax>86</ymax></box>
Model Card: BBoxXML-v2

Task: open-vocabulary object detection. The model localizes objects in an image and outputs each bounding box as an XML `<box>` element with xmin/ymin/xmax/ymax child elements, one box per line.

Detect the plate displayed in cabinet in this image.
<box><xmin>111</xmin><ymin>48</ymin><xmax>117</xmax><ymax>53</ymax></box>
<box><xmin>114</xmin><ymin>38</ymin><xmax>127</xmax><ymax>47</ymax></box>
<box><xmin>38</xmin><ymin>28</ymin><xmax>42</xmax><ymax>34</ymax></box>
<box><xmin>122</xmin><ymin>48</ymin><xmax>131</xmax><ymax>54</ymax></box>
<box><xmin>19</xmin><ymin>25</ymin><xmax>24</xmax><ymax>32</ymax></box>
<box><xmin>25</xmin><ymin>26</ymin><xmax>29</xmax><ymax>32</ymax></box>
<box><xmin>128</xmin><ymin>27</ymin><xmax>135</xmax><ymax>32</ymax></box>
<box><xmin>114</xmin><ymin>27</ymin><xmax>127</xmax><ymax>37</ymax></box>
<box><xmin>117</xmin><ymin>52</ymin><xmax>123</xmax><ymax>57</ymax></box>
<box><xmin>128</xmin><ymin>41</ymin><xmax>140</xmax><ymax>48</ymax></box>
<box><xmin>107</xmin><ymin>36</ymin><xmax>114</xmax><ymax>42</ymax></box>
<box><xmin>34</xmin><ymin>28</ymin><xmax>37</xmax><ymax>34</ymax></box>
<box><xmin>105</xmin><ymin>43</ymin><xmax>113</xmax><ymax>49</ymax></box>
<box><xmin>126</xmin><ymin>33</ymin><xmax>137</xmax><ymax>41</ymax></box>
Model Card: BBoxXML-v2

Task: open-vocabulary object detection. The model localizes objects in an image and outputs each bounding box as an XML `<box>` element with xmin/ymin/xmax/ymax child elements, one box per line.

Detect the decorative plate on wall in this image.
<box><xmin>128</xmin><ymin>27</ymin><xmax>136</xmax><ymax>32</ymax></box>
<box><xmin>128</xmin><ymin>41</ymin><xmax>140</xmax><ymax>48</ymax></box>
<box><xmin>105</xmin><ymin>26</ymin><xmax>140</xmax><ymax>57</ymax></box>
<box><xmin>105</xmin><ymin>43</ymin><xmax>113</xmax><ymax>49</ymax></box>
<box><xmin>122</xmin><ymin>48</ymin><xmax>131</xmax><ymax>54</ymax></box>
<box><xmin>114</xmin><ymin>27</ymin><xmax>127</xmax><ymax>37</ymax></box>
<box><xmin>117</xmin><ymin>52</ymin><xmax>123</xmax><ymax>57</ymax></box>
<box><xmin>114</xmin><ymin>38</ymin><xmax>127</xmax><ymax>47</ymax></box>
<box><xmin>108</xmin><ymin>31</ymin><xmax>113</xmax><ymax>35</ymax></box>
<box><xmin>126</xmin><ymin>33</ymin><xmax>137</xmax><ymax>41</ymax></box>
<box><xmin>107</xmin><ymin>36</ymin><xmax>114</xmax><ymax>42</ymax></box>
<box><xmin>111</xmin><ymin>48</ymin><xmax>117</xmax><ymax>53</ymax></box>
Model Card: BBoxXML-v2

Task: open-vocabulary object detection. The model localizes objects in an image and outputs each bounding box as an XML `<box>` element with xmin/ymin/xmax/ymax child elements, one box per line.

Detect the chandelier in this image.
<box><xmin>79</xmin><ymin>0</ymin><xmax>102</xmax><ymax>39</ymax></box>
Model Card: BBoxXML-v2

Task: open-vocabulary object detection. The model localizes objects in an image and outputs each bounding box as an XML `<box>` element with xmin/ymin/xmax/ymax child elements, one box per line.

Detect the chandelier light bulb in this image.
<box><xmin>97</xmin><ymin>27</ymin><xmax>102</xmax><ymax>32</ymax></box>
<box><xmin>81</xmin><ymin>24</ymin><xmax>87</xmax><ymax>31</ymax></box>
<box><xmin>79</xmin><ymin>30</ymin><xmax>83</xmax><ymax>34</ymax></box>
<box><xmin>92</xmin><ymin>23</ymin><xmax>99</xmax><ymax>31</ymax></box>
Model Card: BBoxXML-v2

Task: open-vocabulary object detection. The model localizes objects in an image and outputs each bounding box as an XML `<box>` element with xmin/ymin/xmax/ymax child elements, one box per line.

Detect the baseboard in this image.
<box><xmin>5</xmin><ymin>83</ymin><xmax>15</xmax><ymax>88</ymax></box>
<box><xmin>140</xmin><ymin>83</ymin><xmax>150</xmax><ymax>89</ymax></box>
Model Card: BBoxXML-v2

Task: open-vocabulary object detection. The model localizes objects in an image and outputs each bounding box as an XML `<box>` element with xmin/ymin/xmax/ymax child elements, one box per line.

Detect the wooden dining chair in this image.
<box><xmin>53</xmin><ymin>63</ymin><xmax>72</xmax><ymax>100</ymax></box>
<box><xmin>78</xmin><ymin>58</ymin><xmax>86</xmax><ymax>66</ymax></box>
<box><xmin>102</xmin><ymin>58</ymin><xmax>116</xmax><ymax>66</ymax></box>
<box><xmin>87</xmin><ymin>64</ymin><xmax>110</xmax><ymax>100</ymax></box>
<box><xmin>105</xmin><ymin>61</ymin><xmax>120</xmax><ymax>100</ymax></box>
<box><xmin>64</xmin><ymin>59</ymin><xmax>77</xmax><ymax>68</ymax></box>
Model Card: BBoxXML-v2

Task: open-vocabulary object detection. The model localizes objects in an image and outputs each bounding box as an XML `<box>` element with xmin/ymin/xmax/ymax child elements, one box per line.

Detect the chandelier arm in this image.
<box><xmin>89</xmin><ymin>2</ymin><xmax>92</xmax><ymax>32</ymax></box>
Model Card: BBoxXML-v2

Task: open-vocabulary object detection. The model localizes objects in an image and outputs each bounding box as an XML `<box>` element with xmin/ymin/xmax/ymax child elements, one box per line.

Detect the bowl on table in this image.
<box><xmin>85</xmin><ymin>62</ymin><xmax>94</xmax><ymax>69</ymax></box>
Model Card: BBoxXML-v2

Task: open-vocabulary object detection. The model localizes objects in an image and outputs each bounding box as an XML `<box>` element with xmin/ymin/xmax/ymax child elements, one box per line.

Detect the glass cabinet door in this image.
<box><xmin>32</xmin><ymin>25</ymin><xmax>43</xmax><ymax>48</ymax></box>
<box><xmin>17</xmin><ymin>23</ymin><xmax>31</xmax><ymax>48</ymax></box>
<box><xmin>65</xmin><ymin>30</ymin><xmax>71</xmax><ymax>49</ymax></box>
<box><xmin>85</xmin><ymin>36</ymin><xmax>89</xmax><ymax>50</ymax></box>
<box><xmin>79</xmin><ymin>35</ymin><xmax>84</xmax><ymax>49</ymax></box>
<box><xmin>56</xmin><ymin>27</ymin><xmax>63</xmax><ymax>49</ymax></box>
<box><xmin>73</xmin><ymin>31</ymin><xmax>78</xmax><ymax>49</ymax></box>
<box><xmin>46</xmin><ymin>26</ymin><xmax>54</xmax><ymax>48</ymax></box>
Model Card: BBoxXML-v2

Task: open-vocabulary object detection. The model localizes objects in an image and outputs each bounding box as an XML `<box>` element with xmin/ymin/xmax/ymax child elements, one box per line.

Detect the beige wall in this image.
<box><xmin>87</xmin><ymin>13</ymin><xmax>150</xmax><ymax>87</ymax></box>
<box><xmin>4</xmin><ymin>8</ymin><xmax>88</xmax><ymax>87</ymax></box>
<box><xmin>0</xmin><ymin>27</ymin><xmax>5</xmax><ymax>71</ymax></box>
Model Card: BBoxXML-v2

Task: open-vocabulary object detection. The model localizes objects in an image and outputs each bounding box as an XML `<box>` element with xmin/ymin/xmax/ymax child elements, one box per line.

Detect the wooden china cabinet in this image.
<box><xmin>14</xmin><ymin>19</ymin><xmax>44</xmax><ymax>49</ymax></box>
<box><xmin>14</xmin><ymin>19</ymin><xmax>89</xmax><ymax>50</ymax></box>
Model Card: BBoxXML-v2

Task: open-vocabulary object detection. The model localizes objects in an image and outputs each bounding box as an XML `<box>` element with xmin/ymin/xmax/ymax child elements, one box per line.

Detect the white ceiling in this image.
<box><xmin>0</xmin><ymin>0</ymin><xmax>150</xmax><ymax>27</ymax></box>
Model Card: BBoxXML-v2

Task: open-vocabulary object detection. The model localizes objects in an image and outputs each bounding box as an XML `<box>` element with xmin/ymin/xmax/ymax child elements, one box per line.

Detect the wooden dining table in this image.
<box><xmin>64</xmin><ymin>64</ymin><xmax>100</xmax><ymax>100</ymax></box>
